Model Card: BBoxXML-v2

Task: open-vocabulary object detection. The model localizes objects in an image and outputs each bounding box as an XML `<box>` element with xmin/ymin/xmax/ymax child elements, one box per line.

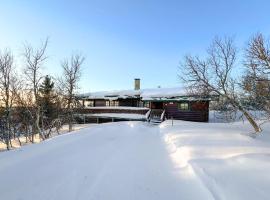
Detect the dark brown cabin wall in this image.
<box><xmin>191</xmin><ymin>101</ymin><xmax>209</xmax><ymax>111</ymax></box>
<box><xmin>165</xmin><ymin>102</ymin><xmax>209</xmax><ymax>122</ymax></box>
<box><xmin>94</xmin><ymin>99</ymin><xmax>106</xmax><ymax>107</ymax></box>
<box><xmin>118</xmin><ymin>99</ymin><xmax>139</xmax><ymax>107</ymax></box>
<box><xmin>150</xmin><ymin>102</ymin><xmax>164</xmax><ymax>109</ymax></box>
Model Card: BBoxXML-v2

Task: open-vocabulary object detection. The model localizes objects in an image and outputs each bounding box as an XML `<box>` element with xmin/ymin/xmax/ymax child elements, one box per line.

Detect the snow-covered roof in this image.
<box><xmin>79</xmin><ymin>89</ymin><xmax>140</xmax><ymax>99</ymax></box>
<box><xmin>79</xmin><ymin>87</ymin><xmax>187</xmax><ymax>100</ymax></box>
<box><xmin>140</xmin><ymin>87</ymin><xmax>186</xmax><ymax>99</ymax></box>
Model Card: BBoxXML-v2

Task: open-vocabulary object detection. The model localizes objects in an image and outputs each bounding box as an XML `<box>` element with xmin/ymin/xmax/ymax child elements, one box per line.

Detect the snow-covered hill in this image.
<box><xmin>0</xmin><ymin>120</ymin><xmax>270</xmax><ymax>200</ymax></box>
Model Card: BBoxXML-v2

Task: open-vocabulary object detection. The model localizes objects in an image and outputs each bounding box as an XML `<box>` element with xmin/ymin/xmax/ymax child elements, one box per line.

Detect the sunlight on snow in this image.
<box><xmin>128</xmin><ymin>122</ymin><xmax>135</xmax><ymax>128</ymax></box>
<box><xmin>164</xmin><ymin>134</ymin><xmax>195</xmax><ymax>177</ymax></box>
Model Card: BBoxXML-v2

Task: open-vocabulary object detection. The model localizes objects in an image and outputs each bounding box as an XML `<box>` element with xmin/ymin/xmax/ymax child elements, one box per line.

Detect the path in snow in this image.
<box><xmin>0</xmin><ymin>121</ymin><xmax>213</xmax><ymax>200</ymax></box>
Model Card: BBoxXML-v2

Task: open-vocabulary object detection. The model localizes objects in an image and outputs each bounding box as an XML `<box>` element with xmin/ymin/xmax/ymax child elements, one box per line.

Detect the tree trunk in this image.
<box><xmin>241</xmin><ymin>108</ymin><xmax>262</xmax><ymax>133</ymax></box>
<box><xmin>31</xmin><ymin>128</ymin><xmax>34</xmax><ymax>143</ymax></box>
<box><xmin>68</xmin><ymin>112</ymin><xmax>73</xmax><ymax>132</ymax></box>
<box><xmin>67</xmin><ymin>100</ymin><xmax>73</xmax><ymax>132</ymax></box>
<box><xmin>227</xmin><ymin>96</ymin><xmax>262</xmax><ymax>133</ymax></box>
<box><xmin>34</xmin><ymin>106</ymin><xmax>45</xmax><ymax>141</ymax></box>
<box><xmin>17</xmin><ymin>137</ymin><xmax>22</xmax><ymax>146</ymax></box>
<box><xmin>233</xmin><ymin>100</ymin><xmax>262</xmax><ymax>133</ymax></box>
<box><xmin>5</xmin><ymin>134</ymin><xmax>10</xmax><ymax>150</ymax></box>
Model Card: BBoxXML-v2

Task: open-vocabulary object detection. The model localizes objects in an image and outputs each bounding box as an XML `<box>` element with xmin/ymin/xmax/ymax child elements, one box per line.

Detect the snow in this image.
<box><xmin>140</xmin><ymin>87</ymin><xmax>186</xmax><ymax>98</ymax></box>
<box><xmin>85</xmin><ymin>106</ymin><xmax>149</xmax><ymax>110</ymax></box>
<box><xmin>145</xmin><ymin>109</ymin><xmax>151</xmax><ymax>119</ymax></box>
<box><xmin>79</xmin><ymin>89</ymin><xmax>140</xmax><ymax>99</ymax></box>
<box><xmin>79</xmin><ymin>87</ymin><xmax>186</xmax><ymax>100</ymax></box>
<box><xmin>162</xmin><ymin>120</ymin><xmax>270</xmax><ymax>200</ymax></box>
<box><xmin>0</xmin><ymin>119</ymin><xmax>270</xmax><ymax>200</ymax></box>
<box><xmin>83</xmin><ymin>113</ymin><xmax>147</xmax><ymax>120</ymax></box>
<box><xmin>209</xmin><ymin>110</ymin><xmax>269</xmax><ymax>123</ymax></box>
<box><xmin>0</xmin><ymin>124</ymin><xmax>92</xmax><ymax>152</ymax></box>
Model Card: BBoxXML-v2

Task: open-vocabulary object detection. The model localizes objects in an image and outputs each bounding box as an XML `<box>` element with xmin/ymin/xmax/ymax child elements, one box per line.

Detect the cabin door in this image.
<box><xmin>150</xmin><ymin>102</ymin><xmax>164</xmax><ymax>109</ymax></box>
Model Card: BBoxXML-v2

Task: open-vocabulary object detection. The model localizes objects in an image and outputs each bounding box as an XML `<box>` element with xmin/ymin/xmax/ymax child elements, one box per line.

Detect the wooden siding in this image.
<box><xmin>94</xmin><ymin>99</ymin><xmax>106</xmax><ymax>107</ymax></box>
<box><xmin>150</xmin><ymin>102</ymin><xmax>163</xmax><ymax>109</ymax></box>
<box><xmin>85</xmin><ymin>99</ymin><xmax>140</xmax><ymax>107</ymax></box>
<box><xmin>164</xmin><ymin>101</ymin><xmax>209</xmax><ymax>122</ymax></box>
<box><xmin>118</xmin><ymin>99</ymin><xmax>140</xmax><ymax>107</ymax></box>
<box><xmin>79</xmin><ymin>98</ymin><xmax>210</xmax><ymax>122</ymax></box>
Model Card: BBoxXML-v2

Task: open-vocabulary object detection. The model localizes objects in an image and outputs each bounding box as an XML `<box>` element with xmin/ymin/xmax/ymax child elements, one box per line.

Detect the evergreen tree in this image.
<box><xmin>39</xmin><ymin>75</ymin><xmax>57</xmax><ymax>127</ymax></box>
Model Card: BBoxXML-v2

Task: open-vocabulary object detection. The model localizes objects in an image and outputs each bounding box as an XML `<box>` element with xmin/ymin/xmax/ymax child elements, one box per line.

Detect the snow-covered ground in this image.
<box><xmin>0</xmin><ymin>124</ymin><xmax>92</xmax><ymax>151</ymax></box>
<box><xmin>82</xmin><ymin>113</ymin><xmax>146</xmax><ymax>120</ymax></box>
<box><xmin>162</xmin><ymin>120</ymin><xmax>270</xmax><ymax>200</ymax></box>
<box><xmin>84</xmin><ymin>106</ymin><xmax>149</xmax><ymax>110</ymax></box>
<box><xmin>0</xmin><ymin>120</ymin><xmax>270</xmax><ymax>200</ymax></box>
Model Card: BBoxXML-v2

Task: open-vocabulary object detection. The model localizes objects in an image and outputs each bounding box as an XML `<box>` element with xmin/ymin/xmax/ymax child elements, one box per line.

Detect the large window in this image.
<box><xmin>114</xmin><ymin>101</ymin><xmax>119</xmax><ymax>107</ymax></box>
<box><xmin>177</xmin><ymin>102</ymin><xmax>189</xmax><ymax>111</ymax></box>
<box><xmin>106</xmin><ymin>100</ymin><xmax>119</xmax><ymax>107</ymax></box>
<box><xmin>87</xmin><ymin>100</ymin><xmax>94</xmax><ymax>107</ymax></box>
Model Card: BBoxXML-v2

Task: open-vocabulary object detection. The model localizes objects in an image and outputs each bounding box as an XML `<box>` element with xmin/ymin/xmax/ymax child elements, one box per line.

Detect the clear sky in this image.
<box><xmin>0</xmin><ymin>0</ymin><xmax>270</xmax><ymax>92</ymax></box>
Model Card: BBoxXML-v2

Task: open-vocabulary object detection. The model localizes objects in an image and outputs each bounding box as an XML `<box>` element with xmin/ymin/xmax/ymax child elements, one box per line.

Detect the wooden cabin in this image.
<box><xmin>77</xmin><ymin>79</ymin><xmax>211</xmax><ymax>123</ymax></box>
<box><xmin>144</xmin><ymin>100</ymin><xmax>209</xmax><ymax>122</ymax></box>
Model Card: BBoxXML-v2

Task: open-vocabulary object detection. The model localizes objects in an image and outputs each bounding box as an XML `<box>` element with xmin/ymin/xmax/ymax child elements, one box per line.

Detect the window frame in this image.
<box><xmin>114</xmin><ymin>101</ymin><xmax>119</xmax><ymax>107</ymax></box>
<box><xmin>177</xmin><ymin>102</ymin><xmax>190</xmax><ymax>111</ymax></box>
<box><xmin>87</xmin><ymin>100</ymin><xmax>94</xmax><ymax>107</ymax></box>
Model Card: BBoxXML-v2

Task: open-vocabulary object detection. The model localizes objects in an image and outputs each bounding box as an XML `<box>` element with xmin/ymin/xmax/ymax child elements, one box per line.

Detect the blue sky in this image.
<box><xmin>0</xmin><ymin>0</ymin><xmax>270</xmax><ymax>92</ymax></box>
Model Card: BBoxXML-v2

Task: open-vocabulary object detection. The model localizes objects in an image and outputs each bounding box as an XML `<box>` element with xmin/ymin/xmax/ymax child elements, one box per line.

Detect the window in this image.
<box><xmin>106</xmin><ymin>101</ymin><xmax>110</xmax><ymax>107</ymax></box>
<box><xmin>139</xmin><ymin>101</ymin><xmax>144</xmax><ymax>107</ymax></box>
<box><xmin>87</xmin><ymin>100</ymin><xmax>94</xmax><ymax>107</ymax></box>
<box><xmin>144</xmin><ymin>102</ymin><xmax>150</xmax><ymax>108</ymax></box>
<box><xmin>178</xmin><ymin>102</ymin><xmax>189</xmax><ymax>110</ymax></box>
<box><xmin>109</xmin><ymin>101</ymin><xmax>114</xmax><ymax>106</ymax></box>
<box><xmin>108</xmin><ymin>100</ymin><xmax>119</xmax><ymax>107</ymax></box>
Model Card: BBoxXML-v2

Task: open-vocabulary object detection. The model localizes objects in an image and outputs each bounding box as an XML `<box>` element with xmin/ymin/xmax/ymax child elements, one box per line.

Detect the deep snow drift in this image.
<box><xmin>162</xmin><ymin>120</ymin><xmax>270</xmax><ymax>200</ymax></box>
<box><xmin>0</xmin><ymin>120</ymin><xmax>270</xmax><ymax>200</ymax></box>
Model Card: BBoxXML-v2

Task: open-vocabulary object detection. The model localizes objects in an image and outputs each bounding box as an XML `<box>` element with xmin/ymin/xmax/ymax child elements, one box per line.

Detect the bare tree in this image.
<box><xmin>179</xmin><ymin>37</ymin><xmax>261</xmax><ymax>133</ymax></box>
<box><xmin>245</xmin><ymin>33</ymin><xmax>270</xmax><ymax>75</ymax></box>
<box><xmin>244</xmin><ymin>33</ymin><xmax>270</xmax><ymax>114</ymax></box>
<box><xmin>59</xmin><ymin>54</ymin><xmax>84</xmax><ymax>132</ymax></box>
<box><xmin>22</xmin><ymin>38</ymin><xmax>48</xmax><ymax>141</ymax></box>
<box><xmin>0</xmin><ymin>50</ymin><xmax>15</xmax><ymax>149</ymax></box>
<box><xmin>15</xmin><ymin>88</ymin><xmax>36</xmax><ymax>143</ymax></box>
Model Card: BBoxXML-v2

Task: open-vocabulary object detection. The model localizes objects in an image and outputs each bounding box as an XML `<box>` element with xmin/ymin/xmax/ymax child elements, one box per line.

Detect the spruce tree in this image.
<box><xmin>39</xmin><ymin>75</ymin><xmax>57</xmax><ymax>127</ymax></box>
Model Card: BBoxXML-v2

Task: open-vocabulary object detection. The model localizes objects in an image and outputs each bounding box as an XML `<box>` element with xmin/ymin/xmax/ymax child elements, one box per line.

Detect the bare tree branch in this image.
<box><xmin>59</xmin><ymin>54</ymin><xmax>84</xmax><ymax>132</ymax></box>
<box><xmin>179</xmin><ymin>36</ymin><xmax>261</xmax><ymax>133</ymax></box>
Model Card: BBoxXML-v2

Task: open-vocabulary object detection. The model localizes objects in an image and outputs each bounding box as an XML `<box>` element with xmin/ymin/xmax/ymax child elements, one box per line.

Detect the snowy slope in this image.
<box><xmin>0</xmin><ymin>122</ymin><xmax>209</xmax><ymax>200</ymax></box>
<box><xmin>0</xmin><ymin>120</ymin><xmax>270</xmax><ymax>200</ymax></box>
<box><xmin>162</xmin><ymin>120</ymin><xmax>270</xmax><ymax>200</ymax></box>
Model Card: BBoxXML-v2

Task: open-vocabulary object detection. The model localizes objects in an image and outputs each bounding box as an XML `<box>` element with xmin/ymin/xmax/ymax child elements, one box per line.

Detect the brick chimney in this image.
<box><xmin>134</xmin><ymin>78</ymin><xmax>140</xmax><ymax>90</ymax></box>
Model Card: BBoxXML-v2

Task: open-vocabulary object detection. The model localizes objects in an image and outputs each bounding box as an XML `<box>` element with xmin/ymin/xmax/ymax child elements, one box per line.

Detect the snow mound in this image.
<box><xmin>161</xmin><ymin>120</ymin><xmax>270</xmax><ymax>200</ymax></box>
